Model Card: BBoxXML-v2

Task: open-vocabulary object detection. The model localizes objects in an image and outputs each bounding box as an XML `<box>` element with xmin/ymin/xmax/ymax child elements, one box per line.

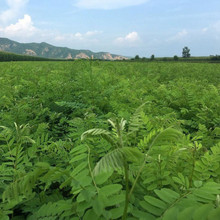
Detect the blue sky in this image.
<box><xmin>0</xmin><ymin>0</ymin><xmax>220</xmax><ymax>57</ymax></box>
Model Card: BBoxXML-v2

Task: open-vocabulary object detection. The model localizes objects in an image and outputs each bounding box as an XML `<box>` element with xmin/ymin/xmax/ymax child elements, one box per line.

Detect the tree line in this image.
<box><xmin>133</xmin><ymin>46</ymin><xmax>220</xmax><ymax>62</ymax></box>
<box><xmin>0</xmin><ymin>51</ymin><xmax>55</xmax><ymax>62</ymax></box>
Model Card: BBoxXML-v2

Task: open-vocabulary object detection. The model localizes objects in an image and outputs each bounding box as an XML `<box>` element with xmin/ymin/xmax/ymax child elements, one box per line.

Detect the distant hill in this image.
<box><xmin>0</xmin><ymin>38</ymin><xmax>128</xmax><ymax>60</ymax></box>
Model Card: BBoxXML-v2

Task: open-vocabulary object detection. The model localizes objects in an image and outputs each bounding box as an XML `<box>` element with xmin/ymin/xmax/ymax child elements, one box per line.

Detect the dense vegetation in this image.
<box><xmin>0</xmin><ymin>61</ymin><xmax>220</xmax><ymax>219</ymax></box>
<box><xmin>133</xmin><ymin>55</ymin><xmax>220</xmax><ymax>62</ymax></box>
<box><xmin>0</xmin><ymin>51</ymin><xmax>52</xmax><ymax>62</ymax></box>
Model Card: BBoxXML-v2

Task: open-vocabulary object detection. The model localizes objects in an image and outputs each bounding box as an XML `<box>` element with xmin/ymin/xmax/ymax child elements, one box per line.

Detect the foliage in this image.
<box><xmin>173</xmin><ymin>55</ymin><xmax>179</xmax><ymax>61</ymax></box>
<box><xmin>0</xmin><ymin>51</ymin><xmax>51</xmax><ymax>62</ymax></box>
<box><xmin>150</xmin><ymin>54</ymin><xmax>155</xmax><ymax>61</ymax></box>
<box><xmin>182</xmin><ymin>46</ymin><xmax>191</xmax><ymax>58</ymax></box>
<box><xmin>210</xmin><ymin>55</ymin><xmax>220</xmax><ymax>61</ymax></box>
<box><xmin>0</xmin><ymin>60</ymin><xmax>219</xmax><ymax>219</ymax></box>
<box><xmin>134</xmin><ymin>55</ymin><xmax>140</xmax><ymax>60</ymax></box>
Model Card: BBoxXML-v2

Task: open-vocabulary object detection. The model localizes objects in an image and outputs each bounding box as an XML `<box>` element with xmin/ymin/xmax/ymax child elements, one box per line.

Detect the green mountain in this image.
<box><xmin>0</xmin><ymin>38</ymin><xmax>128</xmax><ymax>60</ymax></box>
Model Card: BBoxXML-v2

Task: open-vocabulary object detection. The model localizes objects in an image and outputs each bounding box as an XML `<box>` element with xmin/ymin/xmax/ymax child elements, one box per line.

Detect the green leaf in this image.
<box><xmin>172</xmin><ymin>177</ymin><xmax>184</xmax><ymax>185</ymax></box>
<box><xmin>147</xmin><ymin>183</ymin><xmax>158</xmax><ymax>191</ymax></box>
<box><xmin>122</xmin><ymin>147</ymin><xmax>144</xmax><ymax>163</ymax></box>
<box><xmin>163</xmin><ymin>206</ymin><xmax>179</xmax><ymax>220</ymax></box>
<box><xmin>194</xmin><ymin>181</ymin><xmax>203</xmax><ymax>188</ymax></box>
<box><xmin>203</xmin><ymin>182</ymin><xmax>220</xmax><ymax>193</ymax></box>
<box><xmin>177</xmin><ymin>207</ymin><xmax>195</xmax><ymax>220</ymax></box>
<box><xmin>76</xmin><ymin>201</ymin><xmax>92</xmax><ymax>215</ymax></box>
<box><xmin>77</xmin><ymin>189</ymin><xmax>96</xmax><ymax>203</ymax></box>
<box><xmin>105</xmin><ymin>194</ymin><xmax>124</xmax><ymax>207</ymax></box>
<box><xmin>178</xmin><ymin>173</ymin><xmax>186</xmax><ymax>183</ymax></box>
<box><xmin>70</xmin><ymin>153</ymin><xmax>87</xmax><ymax>163</ymax></box>
<box><xmin>70</xmin><ymin>145</ymin><xmax>87</xmax><ymax>155</ymax></box>
<box><xmin>93</xmin><ymin>149</ymin><xmax>124</xmax><ymax>176</ymax></box>
<box><xmin>144</xmin><ymin>196</ymin><xmax>167</xmax><ymax>209</ymax></box>
<box><xmin>71</xmin><ymin>161</ymin><xmax>88</xmax><ymax>176</ymax></box>
<box><xmin>92</xmin><ymin>197</ymin><xmax>105</xmax><ymax>217</ymax></box>
<box><xmin>99</xmin><ymin>184</ymin><xmax>122</xmax><ymax>197</ymax></box>
<box><xmin>93</xmin><ymin>147</ymin><xmax>143</xmax><ymax>176</ymax></box>
<box><xmin>128</xmin><ymin>102</ymin><xmax>147</xmax><ymax>134</ymax></box>
<box><xmin>140</xmin><ymin>201</ymin><xmax>163</xmax><ymax>216</ymax></box>
<box><xmin>132</xmin><ymin>208</ymin><xmax>156</xmax><ymax>220</ymax></box>
<box><xmin>94</xmin><ymin>170</ymin><xmax>113</xmax><ymax>185</ymax></box>
<box><xmin>193</xmin><ymin>204</ymin><xmax>213</xmax><ymax>220</ymax></box>
<box><xmin>81</xmin><ymin>128</ymin><xmax>112</xmax><ymax>141</ymax></box>
<box><xmin>110</xmin><ymin>206</ymin><xmax>124</xmax><ymax>219</ymax></box>
<box><xmin>208</xmin><ymin>207</ymin><xmax>220</xmax><ymax>220</ymax></box>
<box><xmin>144</xmin><ymin>176</ymin><xmax>157</xmax><ymax>184</ymax></box>
<box><xmin>148</xmin><ymin>127</ymin><xmax>182</xmax><ymax>149</ymax></box>
<box><xmin>154</xmin><ymin>188</ymin><xmax>180</xmax><ymax>204</ymax></box>
<box><xmin>193</xmin><ymin>189</ymin><xmax>216</xmax><ymax>201</ymax></box>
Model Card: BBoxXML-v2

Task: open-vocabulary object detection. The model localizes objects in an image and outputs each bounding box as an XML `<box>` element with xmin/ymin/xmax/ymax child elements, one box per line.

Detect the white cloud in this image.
<box><xmin>115</xmin><ymin>32</ymin><xmax>140</xmax><ymax>45</ymax></box>
<box><xmin>125</xmin><ymin>32</ymin><xmax>139</xmax><ymax>42</ymax></box>
<box><xmin>0</xmin><ymin>14</ymin><xmax>37</xmax><ymax>39</ymax></box>
<box><xmin>200</xmin><ymin>21</ymin><xmax>220</xmax><ymax>40</ymax></box>
<box><xmin>0</xmin><ymin>0</ymin><xmax>29</xmax><ymax>24</ymax></box>
<box><xmin>54</xmin><ymin>30</ymin><xmax>102</xmax><ymax>43</ymax></box>
<box><xmin>75</xmin><ymin>32</ymin><xmax>83</xmax><ymax>39</ymax></box>
<box><xmin>74</xmin><ymin>0</ymin><xmax>149</xmax><ymax>10</ymax></box>
<box><xmin>168</xmin><ymin>29</ymin><xmax>188</xmax><ymax>41</ymax></box>
<box><xmin>0</xmin><ymin>12</ymin><xmax>103</xmax><ymax>45</ymax></box>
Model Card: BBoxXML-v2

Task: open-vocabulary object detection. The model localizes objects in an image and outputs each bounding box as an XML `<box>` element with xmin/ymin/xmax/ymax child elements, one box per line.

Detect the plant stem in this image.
<box><xmin>189</xmin><ymin>146</ymin><xmax>196</xmax><ymax>188</ymax></box>
<box><xmin>122</xmin><ymin>160</ymin><xmax>129</xmax><ymax>220</ymax></box>
<box><xmin>128</xmin><ymin>156</ymin><xmax>146</xmax><ymax>201</ymax></box>
<box><xmin>122</xmin><ymin>156</ymin><xmax>146</xmax><ymax>220</ymax></box>
<box><xmin>14</xmin><ymin>144</ymin><xmax>21</xmax><ymax>172</ymax></box>
<box><xmin>158</xmin><ymin>154</ymin><xmax>162</xmax><ymax>189</ymax></box>
<box><xmin>87</xmin><ymin>145</ymin><xmax>99</xmax><ymax>193</ymax></box>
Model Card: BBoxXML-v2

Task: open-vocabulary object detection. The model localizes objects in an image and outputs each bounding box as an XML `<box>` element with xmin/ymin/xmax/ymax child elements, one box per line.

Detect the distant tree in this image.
<box><xmin>174</xmin><ymin>55</ymin><xmax>179</xmax><ymax>61</ymax></box>
<box><xmin>182</xmin><ymin>47</ymin><xmax>191</xmax><ymax>58</ymax></box>
<box><xmin>134</xmin><ymin>55</ymin><xmax>140</xmax><ymax>60</ymax></box>
<box><xmin>150</xmin><ymin>54</ymin><xmax>155</xmax><ymax>61</ymax></box>
<box><xmin>210</xmin><ymin>55</ymin><xmax>220</xmax><ymax>61</ymax></box>
<box><xmin>142</xmin><ymin>57</ymin><xmax>147</xmax><ymax>61</ymax></box>
<box><xmin>162</xmin><ymin>57</ymin><xmax>168</xmax><ymax>61</ymax></box>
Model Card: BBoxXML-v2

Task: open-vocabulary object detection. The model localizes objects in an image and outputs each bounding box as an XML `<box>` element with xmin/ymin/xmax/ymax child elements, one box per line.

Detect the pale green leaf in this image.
<box><xmin>99</xmin><ymin>184</ymin><xmax>122</xmax><ymax>197</ymax></box>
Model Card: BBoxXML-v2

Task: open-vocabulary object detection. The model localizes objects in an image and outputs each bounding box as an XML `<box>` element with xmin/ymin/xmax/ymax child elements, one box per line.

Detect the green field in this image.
<box><xmin>0</xmin><ymin>61</ymin><xmax>220</xmax><ymax>219</ymax></box>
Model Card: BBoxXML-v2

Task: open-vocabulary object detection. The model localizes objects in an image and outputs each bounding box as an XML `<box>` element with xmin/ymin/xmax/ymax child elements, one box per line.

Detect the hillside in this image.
<box><xmin>0</xmin><ymin>38</ymin><xmax>127</xmax><ymax>60</ymax></box>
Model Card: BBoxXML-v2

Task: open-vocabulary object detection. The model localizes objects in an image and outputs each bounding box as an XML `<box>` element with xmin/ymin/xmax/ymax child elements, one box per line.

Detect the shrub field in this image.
<box><xmin>0</xmin><ymin>61</ymin><xmax>220</xmax><ymax>219</ymax></box>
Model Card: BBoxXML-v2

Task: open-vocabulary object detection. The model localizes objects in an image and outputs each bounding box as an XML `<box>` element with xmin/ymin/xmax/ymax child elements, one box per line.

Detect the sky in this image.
<box><xmin>0</xmin><ymin>0</ymin><xmax>220</xmax><ymax>57</ymax></box>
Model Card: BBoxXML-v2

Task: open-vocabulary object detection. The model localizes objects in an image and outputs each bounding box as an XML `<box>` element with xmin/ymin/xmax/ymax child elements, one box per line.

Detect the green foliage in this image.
<box><xmin>182</xmin><ymin>46</ymin><xmax>191</xmax><ymax>58</ymax></box>
<box><xmin>134</xmin><ymin>55</ymin><xmax>140</xmax><ymax>60</ymax></box>
<box><xmin>150</xmin><ymin>54</ymin><xmax>155</xmax><ymax>61</ymax></box>
<box><xmin>0</xmin><ymin>61</ymin><xmax>219</xmax><ymax>219</ymax></box>
<box><xmin>93</xmin><ymin>147</ymin><xmax>144</xmax><ymax>175</ymax></box>
<box><xmin>140</xmin><ymin>182</ymin><xmax>220</xmax><ymax>219</ymax></box>
<box><xmin>0</xmin><ymin>51</ymin><xmax>51</xmax><ymax>61</ymax></box>
<box><xmin>174</xmin><ymin>55</ymin><xmax>179</xmax><ymax>61</ymax></box>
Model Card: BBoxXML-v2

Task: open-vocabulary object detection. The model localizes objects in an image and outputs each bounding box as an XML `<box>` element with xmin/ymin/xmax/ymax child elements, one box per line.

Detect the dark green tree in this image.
<box><xmin>150</xmin><ymin>54</ymin><xmax>155</xmax><ymax>61</ymax></box>
<box><xmin>134</xmin><ymin>55</ymin><xmax>140</xmax><ymax>60</ymax></box>
<box><xmin>182</xmin><ymin>47</ymin><xmax>191</xmax><ymax>58</ymax></box>
<box><xmin>174</xmin><ymin>55</ymin><xmax>179</xmax><ymax>61</ymax></box>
